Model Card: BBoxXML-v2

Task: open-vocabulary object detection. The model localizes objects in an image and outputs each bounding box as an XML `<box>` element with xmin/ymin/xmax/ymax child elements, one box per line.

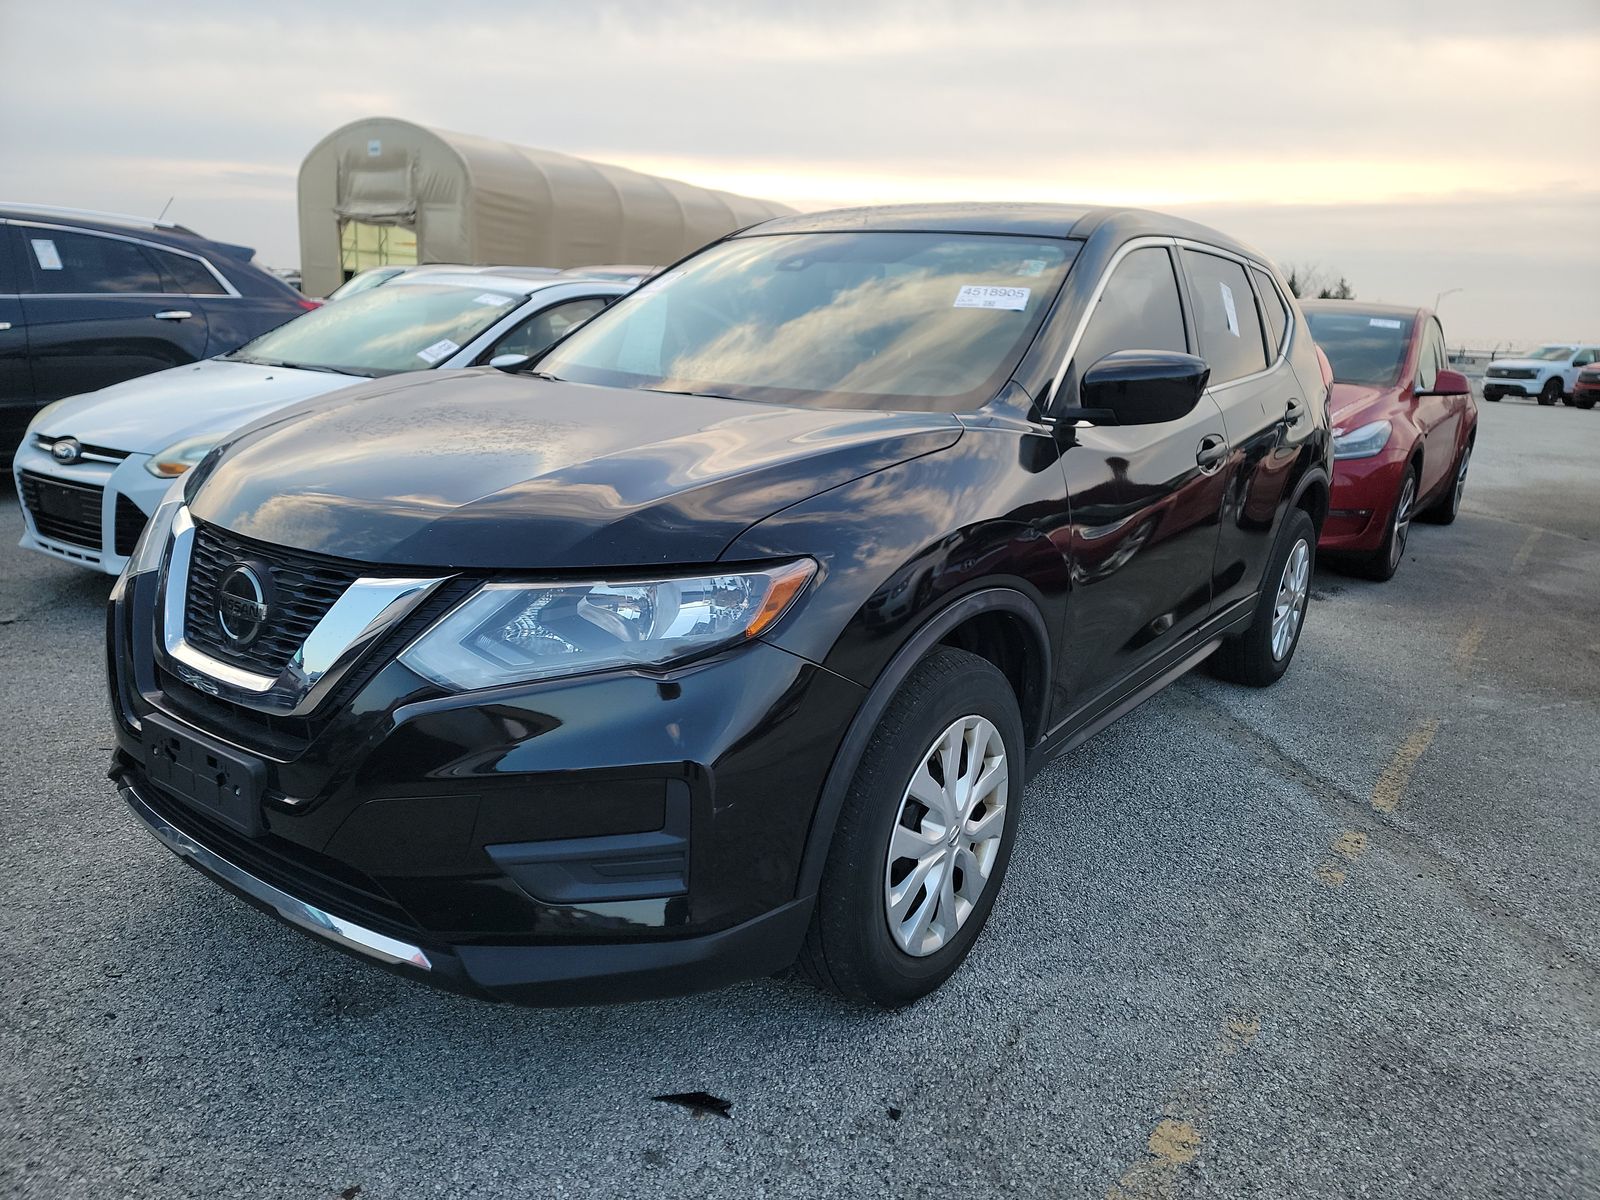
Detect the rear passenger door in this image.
<box><xmin>1177</xmin><ymin>247</ymin><xmax>1299</xmax><ymax>616</ymax></box>
<box><xmin>16</xmin><ymin>224</ymin><xmax>210</xmax><ymax>403</ymax></box>
<box><xmin>1056</xmin><ymin>243</ymin><xmax>1230</xmax><ymax>703</ymax></box>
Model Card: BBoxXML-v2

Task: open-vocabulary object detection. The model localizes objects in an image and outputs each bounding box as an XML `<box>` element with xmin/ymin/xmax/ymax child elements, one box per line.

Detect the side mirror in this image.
<box><xmin>489</xmin><ymin>353</ymin><xmax>531</xmax><ymax>372</ymax></box>
<box><xmin>1057</xmin><ymin>350</ymin><xmax>1210</xmax><ymax>426</ymax></box>
<box><xmin>1417</xmin><ymin>368</ymin><xmax>1470</xmax><ymax>397</ymax></box>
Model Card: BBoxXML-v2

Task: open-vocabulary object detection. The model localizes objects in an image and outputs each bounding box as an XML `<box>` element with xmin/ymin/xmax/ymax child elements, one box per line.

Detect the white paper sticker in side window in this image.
<box><xmin>416</xmin><ymin>339</ymin><xmax>459</xmax><ymax>364</ymax></box>
<box><xmin>1219</xmin><ymin>281</ymin><xmax>1240</xmax><ymax>337</ymax></box>
<box><xmin>1369</xmin><ymin>318</ymin><xmax>1403</xmax><ymax>329</ymax></box>
<box><xmin>954</xmin><ymin>285</ymin><xmax>1030</xmax><ymax>311</ymax></box>
<box><xmin>31</xmin><ymin>239</ymin><xmax>63</xmax><ymax>270</ymax></box>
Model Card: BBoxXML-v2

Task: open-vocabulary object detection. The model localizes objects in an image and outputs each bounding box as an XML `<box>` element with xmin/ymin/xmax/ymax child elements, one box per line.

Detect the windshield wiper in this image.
<box><xmin>227</xmin><ymin>354</ymin><xmax>369</xmax><ymax>376</ymax></box>
<box><xmin>643</xmin><ymin>386</ymin><xmax>746</xmax><ymax>404</ymax></box>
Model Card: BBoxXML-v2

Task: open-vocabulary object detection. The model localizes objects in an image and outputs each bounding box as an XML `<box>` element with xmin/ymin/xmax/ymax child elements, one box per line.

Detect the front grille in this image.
<box><xmin>1487</xmin><ymin>367</ymin><xmax>1535</xmax><ymax>380</ymax></box>
<box><xmin>31</xmin><ymin>433</ymin><xmax>132</xmax><ymax>462</ymax></box>
<box><xmin>19</xmin><ymin>470</ymin><xmax>103</xmax><ymax>550</ymax></box>
<box><xmin>113</xmin><ymin>494</ymin><xmax>149</xmax><ymax>557</ymax></box>
<box><xmin>183</xmin><ymin>522</ymin><xmax>365</xmax><ymax>676</ymax></box>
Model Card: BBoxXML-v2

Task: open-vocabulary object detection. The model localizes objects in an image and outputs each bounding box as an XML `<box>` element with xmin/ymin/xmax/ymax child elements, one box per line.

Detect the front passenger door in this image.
<box><xmin>1056</xmin><ymin>244</ymin><xmax>1229</xmax><ymax>705</ymax></box>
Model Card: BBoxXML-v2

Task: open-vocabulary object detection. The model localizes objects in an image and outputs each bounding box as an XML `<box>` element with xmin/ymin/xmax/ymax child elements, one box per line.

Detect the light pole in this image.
<box><xmin>1434</xmin><ymin>287</ymin><xmax>1463</xmax><ymax>311</ymax></box>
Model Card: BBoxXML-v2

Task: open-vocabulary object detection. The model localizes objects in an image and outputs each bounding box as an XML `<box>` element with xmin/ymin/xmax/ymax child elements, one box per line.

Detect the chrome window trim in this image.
<box><xmin>158</xmin><ymin>507</ymin><xmax>449</xmax><ymax>716</ymax></box>
<box><xmin>1047</xmin><ymin>235</ymin><xmax>1179</xmax><ymax>406</ymax></box>
<box><xmin>7</xmin><ymin>218</ymin><xmax>241</xmax><ymax>298</ymax></box>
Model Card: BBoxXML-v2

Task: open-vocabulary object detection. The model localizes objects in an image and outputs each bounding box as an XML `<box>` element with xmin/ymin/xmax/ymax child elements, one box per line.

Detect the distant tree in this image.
<box><xmin>1284</xmin><ymin>263</ymin><xmax>1355</xmax><ymax>301</ymax></box>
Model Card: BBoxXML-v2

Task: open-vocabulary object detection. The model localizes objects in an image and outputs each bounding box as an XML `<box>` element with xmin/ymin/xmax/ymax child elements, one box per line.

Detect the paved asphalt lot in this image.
<box><xmin>2</xmin><ymin>396</ymin><xmax>1597</xmax><ymax>1199</ymax></box>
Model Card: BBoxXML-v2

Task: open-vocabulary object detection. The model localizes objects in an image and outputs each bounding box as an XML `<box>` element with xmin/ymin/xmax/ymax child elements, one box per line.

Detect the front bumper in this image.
<box><xmin>1320</xmin><ymin>449</ymin><xmax>1408</xmax><ymax>553</ymax></box>
<box><xmin>1480</xmin><ymin>377</ymin><xmax>1540</xmax><ymax>399</ymax></box>
<box><xmin>13</xmin><ymin>439</ymin><xmax>166</xmax><ymax>574</ymax></box>
<box><xmin>108</xmin><ymin>563</ymin><xmax>864</xmax><ymax>1004</ymax></box>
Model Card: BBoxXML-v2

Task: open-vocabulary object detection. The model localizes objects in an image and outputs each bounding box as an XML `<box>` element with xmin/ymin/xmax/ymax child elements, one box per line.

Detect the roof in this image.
<box><xmin>737</xmin><ymin>202</ymin><xmax>1270</xmax><ymax>262</ymax></box>
<box><xmin>0</xmin><ymin>202</ymin><xmax>258</xmax><ymax>261</ymax></box>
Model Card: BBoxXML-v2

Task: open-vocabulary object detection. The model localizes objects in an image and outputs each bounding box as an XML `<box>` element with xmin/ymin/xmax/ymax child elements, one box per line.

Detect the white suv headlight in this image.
<box><xmin>399</xmin><ymin>560</ymin><xmax>816</xmax><ymax>692</ymax></box>
<box><xmin>1332</xmin><ymin>419</ymin><xmax>1393</xmax><ymax>460</ymax></box>
<box><xmin>145</xmin><ymin>433</ymin><xmax>224</xmax><ymax>478</ymax></box>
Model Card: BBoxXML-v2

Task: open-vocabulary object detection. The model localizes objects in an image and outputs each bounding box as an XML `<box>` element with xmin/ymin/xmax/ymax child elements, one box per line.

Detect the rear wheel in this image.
<box><xmin>1577</xmin><ymin>396</ymin><xmax>1597</xmax><ymax>411</ymax></box>
<box><xmin>798</xmin><ymin>647</ymin><xmax>1024</xmax><ymax>1007</ymax></box>
<box><xmin>1421</xmin><ymin>441</ymin><xmax>1470</xmax><ymax>525</ymax></box>
<box><xmin>1484</xmin><ymin>393</ymin><xmax>1501</xmax><ymax>402</ymax></box>
<box><xmin>1209</xmin><ymin>507</ymin><xmax>1315</xmax><ymax>687</ymax></box>
<box><xmin>1349</xmin><ymin>465</ymin><xmax>1417</xmax><ymax>581</ymax></box>
<box><xmin>1538</xmin><ymin>378</ymin><xmax>1562</xmax><ymax>406</ymax></box>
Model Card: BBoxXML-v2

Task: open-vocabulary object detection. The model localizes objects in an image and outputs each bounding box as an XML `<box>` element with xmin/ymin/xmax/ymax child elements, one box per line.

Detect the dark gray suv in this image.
<box><xmin>0</xmin><ymin>205</ymin><xmax>313</xmax><ymax>460</ymax></box>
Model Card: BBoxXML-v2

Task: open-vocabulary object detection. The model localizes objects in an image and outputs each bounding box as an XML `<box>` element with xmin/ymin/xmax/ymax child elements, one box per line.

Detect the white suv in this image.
<box><xmin>1482</xmin><ymin>344</ymin><xmax>1600</xmax><ymax>406</ymax></box>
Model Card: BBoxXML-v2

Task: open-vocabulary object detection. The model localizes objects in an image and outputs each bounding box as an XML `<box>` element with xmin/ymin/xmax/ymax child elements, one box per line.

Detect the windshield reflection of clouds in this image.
<box><xmin>241</xmin><ymin>285</ymin><xmax>517</xmax><ymax>373</ymax></box>
<box><xmin>544</xmin><ymin>233</ymin><xmax>1070</xmax><ymax>410</ymax></box>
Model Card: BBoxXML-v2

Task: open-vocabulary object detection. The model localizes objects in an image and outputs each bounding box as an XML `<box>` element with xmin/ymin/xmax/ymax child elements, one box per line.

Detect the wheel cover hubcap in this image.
<box><xmin>884</xmin><ymin>715</ymin><xmax>1008</xmax><ymax>957</ymax></box>
<box><xmin>1271</xmin><ymin>538</ymin><xmax>1311</xmax><ymax>661</ymax></box>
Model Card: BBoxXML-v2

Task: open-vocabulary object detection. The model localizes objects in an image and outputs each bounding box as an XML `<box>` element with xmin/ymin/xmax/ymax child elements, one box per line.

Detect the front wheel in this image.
<box><xmin>1538</xmin><ymin>378</ymin><xmax>1562</xmax><ymax>406</ymax></box>
<box><xmin>1577</xmin><ymin>397</ymin><xmax>1597</xmax><ymax>411</ymax></box>
<box><xmin>798</xmin><ymin>647</ymin><xmax>1024</xmax><ymax>1007</ymax></box>
<box><xmin>1348</xmin><ymin>465</ymin><xmax>1417</xmax><ymax>581</ymax></box>
<box><xmin>1209</xmin><ymin>507</ymin><xmax>1316</xmax><ymax>687</ymax></box>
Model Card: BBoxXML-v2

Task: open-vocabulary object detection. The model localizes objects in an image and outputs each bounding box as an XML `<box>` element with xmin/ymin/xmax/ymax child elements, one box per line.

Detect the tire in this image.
<box><xmin>1209</xmin><ymin>507</ymin><xmax>1316</xmax><ymax>687</ymax></box>
<box><xmin>1346</xmin><ymin>464</ymin><xmax>1417</xmax><ymax>582</ymax></box>
<box><xmin>1420</xmin><ymin>441</ymin><xmax>1470</xmax><ymax>526</ymax></box>
<box><xmin>1576</xmin><ymin>397</ymin><xmax>1596</xmax><ymax>411</ymax></box>
<box><xmin>1537</xmin><ymin>378</ymin><xmax>1562</xmax><ymax>406</ymax></box>
<box><xmin>1562</xmin><ymin>394</ymin><xmax>1577</xmax><ymax>408</ymax></box>
<box><xmin>798</xmin><ymin>647</ymin><xmax>1024</xmax><ymax>1008</ymax></box>
<box><xmin>1484</xmin><ymin>393</ymin><xmax>1501</xmax><ymax>402</ymax></box>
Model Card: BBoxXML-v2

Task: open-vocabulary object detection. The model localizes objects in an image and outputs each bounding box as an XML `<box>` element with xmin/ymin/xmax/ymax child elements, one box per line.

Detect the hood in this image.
<box><xmin>1485</xmin><ymin>357</ymin><xmax>1561</xmax><ymax>372</ymax></box>
<box><xmin>29</xmin><ymin>358</ymin><xmax>356</xmax><ymax>455</ymax></box>
<box><xmin>188</xmin><ymin>370</ymin><xmax>963</xmax><ymax>569</ymax></box>
<box><xmin>1327</xmin><ymin>381</ymin><xmax>1398</xmax><ymax>430</ymax></box>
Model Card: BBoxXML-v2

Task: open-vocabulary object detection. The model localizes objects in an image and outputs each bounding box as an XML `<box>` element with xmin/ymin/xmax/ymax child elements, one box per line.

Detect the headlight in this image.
<box><xmin>1332</xmin><ymin>419</ymin><xmax>1393</xmax><ymax>460</ymax></box>
<box><xmin>145</xmin><ymin>433</ymin><xmax>223</xmax><ymax>478</ymax></box>
<box><xmin>122</xmin><ymin>484</ymin><xmax>187</xmax><ymax>577</ymax></box>
<box><xmin>399</xmin><ymin>560</ymin><xmax>816</xmax><ymax>691</ymax></box>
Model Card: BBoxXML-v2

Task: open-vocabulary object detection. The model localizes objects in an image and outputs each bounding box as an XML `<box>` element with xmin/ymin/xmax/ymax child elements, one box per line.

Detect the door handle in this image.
<box><xmin>153</xmin><ymin>310</ymin><xmax>192</xmax><ymax>321</ymax></box>
<box><xmin>1285</xmin><ymin>398</ymin><xmax>1305</xmax><ymax>425</ymax></box>
<box><xmin>1196</xmin><ymin>435</ymin><xmax>1228</xmax><ymax>472</ymax></box>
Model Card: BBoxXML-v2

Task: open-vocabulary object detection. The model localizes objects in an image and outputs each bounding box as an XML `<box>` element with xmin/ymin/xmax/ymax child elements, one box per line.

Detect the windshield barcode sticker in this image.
<box><xmin>1369</xmin><ymin>318</ymin><xmax>1403</xmax><ymax>329</ymax></box>
<box><xmin>954</xmin><ymin>285</ymin><xmax>1030</xmax><ymax>311</ymax></box>
<box><xmin>417</xmin><ymin>339</ymin><xmax>459</xmax><ymax>364</ymax></box>
<box><xmin>474</xmin><ymin>293</ymin><xmax>513</xmax><ymax>306</ymax></box>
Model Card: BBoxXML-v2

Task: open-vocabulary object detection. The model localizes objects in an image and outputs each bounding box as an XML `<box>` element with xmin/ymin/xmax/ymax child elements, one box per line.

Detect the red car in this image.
<box><xmin>1575</xmin><ymin>362</ymin><xmax>1600</xmax><ymax>410</ymax></box>
<box><xmin>1302</xmin><ymin>302</ymin><xmax>1478</xmax><ymax>580</ymax></box>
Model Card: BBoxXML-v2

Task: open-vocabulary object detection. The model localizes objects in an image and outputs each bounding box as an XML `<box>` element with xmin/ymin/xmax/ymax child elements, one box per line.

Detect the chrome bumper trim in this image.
<box><xmin>120</xmin><ymin>781</ymin><xmax>433</xmax><ymax>971</ymax></box>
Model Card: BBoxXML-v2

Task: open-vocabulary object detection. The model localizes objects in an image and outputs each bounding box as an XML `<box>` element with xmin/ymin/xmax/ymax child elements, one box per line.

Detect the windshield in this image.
<box><xmin>538</xmin><ymin>231</ymin><xmax>1077</xmax><ymax>411</ymax></box>
<box><xmin>1520</xmin><ymin>345</ymin><xmax>1576</xmax><ymax>361</ymax></box>
<box><xmin>1304</xmin><ymin>309</ymin><xmax>1414</xmax><ymax>387</ymax></box>
<box><xmin>228</xmin><ymin>283</ymin><xmax>522</xmax><ymax>374</ymax></box>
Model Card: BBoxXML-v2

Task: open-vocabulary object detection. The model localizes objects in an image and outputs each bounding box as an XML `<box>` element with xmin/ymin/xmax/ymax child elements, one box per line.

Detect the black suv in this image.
<box><xmin>108</xmin><ymin>205</ymin><xmax>1331</xmax><ymax>1007</ymax></box>
<box><xmin>0</xmin><ymin>205</ymin><xmax>312</xmax><ymax>458</ymax></box>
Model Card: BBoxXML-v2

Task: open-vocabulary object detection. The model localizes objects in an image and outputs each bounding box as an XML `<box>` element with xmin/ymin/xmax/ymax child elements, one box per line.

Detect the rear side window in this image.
<box><xmin>490</xmin><ymin>296</ymin><xmax>609</xmax><ymax>360</ymax></box>
<box><xmin>23</xmin><ymin>229</ymin><xmax>164</xmax><ymax>294</ymax></box>
<box><xmin>1251</xmin><ymin>266</ymin><xmax>1289</xmax><ymax>359</ymax></box>
<box><xmin>1072</xmin><ymin>246</ymin><xmax>1188</xmax><ymax>380</ymax></box>
<box><xmin>151</xmin><ymin>248</ymin><xmax>226</xmax><ymax>295</ymax></box>
<box><xmin>1181</xmin><ymin>249</ymin><xmax>1269</xmax><ymax>385</ymax></box>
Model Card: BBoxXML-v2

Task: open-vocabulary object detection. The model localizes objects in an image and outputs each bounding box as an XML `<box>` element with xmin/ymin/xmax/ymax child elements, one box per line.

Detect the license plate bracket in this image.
<box><xmin>142</xmin><ymin>714</ymin><xmax>266</xmax><ymax>837</ymax></box>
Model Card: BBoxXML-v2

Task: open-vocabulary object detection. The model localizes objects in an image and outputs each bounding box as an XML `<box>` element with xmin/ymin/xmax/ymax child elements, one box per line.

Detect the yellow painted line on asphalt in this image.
<box><xmin>1512</xmin><ymin>529</ymin><xmax>1542</xmax><ymax>570</ymax></box>
<box><xmin>1370</xmin><ymin>719</ymin><xmax>1440</xmax><ymax>815</ymax></box>
<box><xmin>1451</xmin><ymin>619</ymin><xmax>1487</xmax><ymax>671</ymax></box>
<box><xmin>1105</xmin><ymin>1014</ymin><xmax>1260</xmax><ymax>1199</ymax></box>
<box><xmin>1315</xmin><ymin>830</ymin><xmax>1370</xmax><ymax>887</ymax></box>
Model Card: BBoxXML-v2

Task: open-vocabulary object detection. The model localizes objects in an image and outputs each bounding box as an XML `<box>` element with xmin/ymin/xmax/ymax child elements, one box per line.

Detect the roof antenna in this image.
<box><xmin>155</xmin><ymin>195</ymin><xmax>175</xmax><ymax>223</ymax></box>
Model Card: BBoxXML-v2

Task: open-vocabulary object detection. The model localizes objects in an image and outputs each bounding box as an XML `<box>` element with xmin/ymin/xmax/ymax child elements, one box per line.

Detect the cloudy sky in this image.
<box><xmin>2</xmin><ymin>0</ymin><xmax>1595</xmax><ymax>345</ymax></box>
